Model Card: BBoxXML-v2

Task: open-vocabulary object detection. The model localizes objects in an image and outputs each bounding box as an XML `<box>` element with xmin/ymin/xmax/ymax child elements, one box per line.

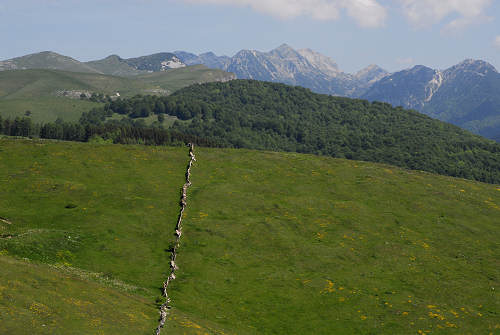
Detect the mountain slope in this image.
<box><xmin>0</xmin><ymin>51</ymin><xmax>101</xmax><ymax>74</ymax></box>
<box><xmin>123</xmin><ymin>53</ymin><xmax>185</xmax><ymax>71</ymax></box>
<box><xmin>1</xmin><ymin>138</ymin><xmax>498</xmax><ymax>334</ymax></box>
<box><xmin>85</xmin><ymin>55</ymin><xmax>147</xmax><ymax>77</ymax></box>
<box><xmin>86</xmin><ymin>53</ymin><xmax>187</xmax><ymax>76</ymax></box>
<box><xmin>0</xmin><ymin>255</ymin><xmax>158</xmax><ymax>335</ymax></box>
<box><xmin>362</xmin><ymin>60</ymin><xmax>500</xmax><ymax>140</ymax></box>
<box><xmin>175</xmin><ymin>51</ymin><xmax>232</xmax><ymax>70</ymax></box>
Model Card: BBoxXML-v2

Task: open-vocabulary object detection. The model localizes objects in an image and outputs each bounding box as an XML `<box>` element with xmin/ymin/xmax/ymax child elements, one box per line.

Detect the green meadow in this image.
<box><xmin>0</xmin><ymin>98</ymin><xmax>101</xmax><ymax>123</ymax></box>
<box><xmin>0</xmin><ymin>138</ymin><xmax>499</xmax><ymax>334</ymax></box>
<box><xmin>0</xmin><ymin>139</ymin><xmax>187</xmax><ymax>294</ymax></box>
<box><xmin>167</xmin><ymin>148</ymin><xmax>500</xmax><ymax>334</ymax></box>
<box><xmin>0</xmin><ymin>255</ymin><xmax>157</xmax><ymax>334</ymax></box>
<box><xmin>0</xmin><ymin>66</ymin><xmax>233</xmax><ymax>123</ymax></box>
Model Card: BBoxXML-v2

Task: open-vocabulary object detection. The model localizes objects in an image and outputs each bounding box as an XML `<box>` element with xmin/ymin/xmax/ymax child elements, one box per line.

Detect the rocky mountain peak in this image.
<box><xmin>297</xmin><ymin>48</ymin><xmax>340</xmax><ymax>77</ymax></box>
<box><xmin>200</xmin><ymin>51</ymin><xmax>217</xmax><ymax>58</ymax></box>
<box><xmin>446</xmin><ymin>59</ymin><xmax>497</xmax><ymax>77</ymax></box>
<box><xmin>104</xmin><ymin>55</ymin><xmax>123</xmax><ymax>61</ymax></box>
<box><xmin>274</xmin><ymin>43</ymin><xmax>295</xmax><ymax>52</ymax></box>
<box><xmin>269</xmin><ymin>44</ymin><xmax>302</xmax><ymax>59</ymax></box>
<box><xmin>355</xmin><ymin>64</ymin><xmax>388</xmax><ymax>84</ymax></box>
<box><xmin>408</xmin><ymin>65</ymin><xmax>434</xmax><ymax>74</ymax></box>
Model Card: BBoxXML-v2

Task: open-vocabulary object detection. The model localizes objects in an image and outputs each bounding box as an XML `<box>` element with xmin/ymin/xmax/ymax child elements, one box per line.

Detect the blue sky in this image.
<box><xmin>1</xmin><ymin>0</ymin><xmax>499</xmax><ymax>73</ymax></box>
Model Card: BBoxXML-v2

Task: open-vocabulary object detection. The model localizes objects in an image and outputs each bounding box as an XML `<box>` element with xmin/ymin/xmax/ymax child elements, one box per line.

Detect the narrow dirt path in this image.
<box><xmin>155</xmin><ymin>143</ymin><xmax>196</xmax><ymax>335</ymax></box>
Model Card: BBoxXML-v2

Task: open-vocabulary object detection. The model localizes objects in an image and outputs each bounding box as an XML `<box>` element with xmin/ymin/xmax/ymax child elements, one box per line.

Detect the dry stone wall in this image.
<box><xmin>155</xmin><ymin>143</ymin><xmax>196</xmax><ymax>335</ymax></box>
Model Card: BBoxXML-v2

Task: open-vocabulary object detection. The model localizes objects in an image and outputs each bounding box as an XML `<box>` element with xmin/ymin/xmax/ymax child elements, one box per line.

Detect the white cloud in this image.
<box><xmin>396</xmin><ymin>0</ymin><xmax>493</xmax><ymax>31</ymax></box>
<box><xmin>183</xmin><ymin>0</ymin><xmax>387</xmax><ymax>27</ymax></box>
<box><xmin>181</xmin><ymin>0</ymin><xmax>496</xmax><ymax>30</ymax></box>
<box><xmin>494</xmin><ymin>36</ymin><xmax>500</xmax><ymax>48</ymax></box>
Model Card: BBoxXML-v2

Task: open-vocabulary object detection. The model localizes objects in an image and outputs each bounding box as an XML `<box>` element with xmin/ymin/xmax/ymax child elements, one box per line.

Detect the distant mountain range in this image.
<box><xmin>175</xmin><ymin>44</ymin><xmax>389</xmax><ymax>97</ymax></box>
<box><xmin>362</xmin><ymin>60</ymin><xmax>500</xmax><ymax>140</ymax></box>
<box><xmin>0</xmin><ymin>51</ymin><xmax>186</xmax><ymax>77</ymax></box>
<box><xmin>1</xmin><ymin>46</ymin><xmax>499</xmax><ymax>141</ymax></box>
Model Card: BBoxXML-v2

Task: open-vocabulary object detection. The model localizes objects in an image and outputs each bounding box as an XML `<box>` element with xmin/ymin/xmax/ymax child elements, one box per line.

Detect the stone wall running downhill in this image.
<box><xmin>155</xmin><ymin>143</ymin><xmax>196</xmax><ymax>335</ymax></box>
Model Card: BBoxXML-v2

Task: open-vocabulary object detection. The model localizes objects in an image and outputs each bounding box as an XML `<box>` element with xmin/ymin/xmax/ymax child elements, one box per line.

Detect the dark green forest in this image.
<box><xmin>3</xmin><ymin>80</ymin><xmax>500</xmax><ymax>184</ymax></box>
<box><xmin>0</xmin><ymin>115</ymin><xmax>217</xmax><ymax>147</ymax></box>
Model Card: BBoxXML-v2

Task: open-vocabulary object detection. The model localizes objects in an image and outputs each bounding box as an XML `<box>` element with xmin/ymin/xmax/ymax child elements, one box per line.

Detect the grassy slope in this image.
<box><xmin>0</xmin><ymin>255</ymin><xmax>157</xmax><ymax>335</ymax></box>
<box><xmin>0</xmin><ymin>66</ymin><xmax>233</xmax><ymax>123</ymax></box>
<box><xmin>167</xmin><ymin>148</ymin><xmax>500</xmax><ymax>334</ymax></box>
<box><xmin>0</xmin><ymin>138</ymin><xmax>234</xmax><ymax>334</ymax></box>
<box><xmin>136</xmin><ymin>65</ymin><xmax>235</xmax><ymax>93</ymax></box>
<box><xmin>0</xmin><ymin>139</ymin><xmax>188</xmax><ymax>297</ymax></box>
<box><xmin>85</xmin><ymin>55</ymin><xmax>147</xmax><ymax>77</ymax></box>
<box><xmin>1</xmin><ymin>139</ymin><xmax>498</xmax><ymax>334</ymax></box>
<box><xmin>0</xmin><ymin>51</ymin><xmax>101</xmax><ymax>74</ymax></box>
<box><xmin>0</xmin><ymin>98</ymin><xmax>101</xmax><ymax>123</ymax></box>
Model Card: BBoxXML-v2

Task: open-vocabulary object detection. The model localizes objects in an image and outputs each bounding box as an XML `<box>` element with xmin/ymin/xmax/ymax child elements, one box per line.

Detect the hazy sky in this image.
<box><xmin>1</xmin><ymin>0</ymin><xmax>499</xmax><ymax>73</ymax></box>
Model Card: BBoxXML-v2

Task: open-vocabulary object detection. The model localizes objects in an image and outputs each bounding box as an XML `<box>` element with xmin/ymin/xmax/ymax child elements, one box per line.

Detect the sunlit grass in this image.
<box><xmin>167</xmin><ymin>148</ymin><xmax>499</xmax><ymax>334</ymax></box>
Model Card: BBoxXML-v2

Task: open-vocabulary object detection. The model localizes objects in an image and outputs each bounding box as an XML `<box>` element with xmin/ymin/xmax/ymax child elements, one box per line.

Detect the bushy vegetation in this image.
<box><xmin>84</xmin><ymin>80</ymin><xmax>500</xmax><ymax>184</ymax></box>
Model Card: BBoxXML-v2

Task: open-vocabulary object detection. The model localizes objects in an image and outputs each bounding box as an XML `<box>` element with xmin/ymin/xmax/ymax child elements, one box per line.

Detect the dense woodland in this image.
<box><xmin>2</xmin><ymin>80</ymin><xmax>500</xmax><ymax>183</ymax></box>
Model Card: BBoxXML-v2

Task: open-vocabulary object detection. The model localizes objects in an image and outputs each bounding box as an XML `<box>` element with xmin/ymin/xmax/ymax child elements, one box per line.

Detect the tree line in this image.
<box><xmin>78</xmin><ymin>80</ymin><xmax>500</xmax><ymax>184</ymax></box>
<box><xmin>0</xmin><ymin>115</ymin><xmax>219</xmax><ymax>147</ymax></box>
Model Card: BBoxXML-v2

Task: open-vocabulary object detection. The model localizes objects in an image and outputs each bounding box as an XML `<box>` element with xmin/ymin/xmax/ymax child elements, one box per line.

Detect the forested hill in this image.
<box><xmin>89</xmin><ymin>80</ymin><xmax>499</xmax><ymax>183</ymax></box>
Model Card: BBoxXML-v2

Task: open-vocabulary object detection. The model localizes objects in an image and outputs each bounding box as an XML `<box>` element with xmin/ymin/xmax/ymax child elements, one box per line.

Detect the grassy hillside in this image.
<box><xmin>0</xmin><ymin>139</ymin><xmax>186</xmax><ymax>295</ymax></box>
<box><xmin>0</xmin><ymin>67</ymin><xmax>234</xmax><ymax>123</ymax></box>
<box><xmin>0</xmin><ymin>255</ymin><xmax>157</xmax><ymax>334</ymax></box>
<box><xmin>0</xmin><ymin>98</ymin><xmax>100</xmax><ymax>123</ymax></box>
<box><xmin>1</xmin><ymin>138</ymin><xmax>498</xmax><ymax>334</ymax></box>
<box><xmin>167</xmin><ymin>148</ymin><xmax>499</xmax><ymax>334</ymax></box>
<box><xmin>137</xmin><ymin>65</ymin><xmax>235</xmax><ymax>93</ymax></box>
<box><xmin>0</xmin><ymin>138</ymin><xmax>232</xmax><ymax>334</ymax></box>
<box><xmin>0</xmin><ymin>51</ymin><xmax>100</xmax><ymax>74</ymax></box>
<box><xmin>85</xmin><ymin>55</ymin><xmax>147</xmax><ymax>77</ymax></box>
